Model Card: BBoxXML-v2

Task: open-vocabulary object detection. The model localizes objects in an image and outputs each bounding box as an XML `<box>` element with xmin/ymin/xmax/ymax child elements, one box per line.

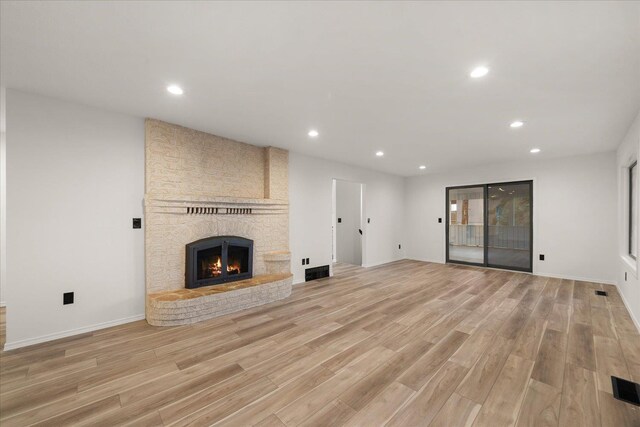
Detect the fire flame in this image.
<box><xmin>208</xmin><ymin>256</ymin><xmax>241</xmax><ymax>276</ymax></box>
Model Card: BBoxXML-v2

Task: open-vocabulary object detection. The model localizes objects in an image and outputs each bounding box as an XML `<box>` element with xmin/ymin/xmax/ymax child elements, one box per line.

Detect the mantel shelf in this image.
<box><xmin>145</xmin><ymin>194</ymin><xmax>288</xmax><ymax>206</ymax></box>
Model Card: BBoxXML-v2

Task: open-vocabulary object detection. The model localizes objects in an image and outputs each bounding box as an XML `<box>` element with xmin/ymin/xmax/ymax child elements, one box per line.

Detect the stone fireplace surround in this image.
<box><xmin>144</xmin><ymin>119</ymin><xmax>292</xmax><ymax>326</ymax></box>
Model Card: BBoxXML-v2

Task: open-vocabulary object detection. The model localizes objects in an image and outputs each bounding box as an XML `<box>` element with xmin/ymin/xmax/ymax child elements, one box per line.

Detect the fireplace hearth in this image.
<box><xmin>186</xmin><ymin>236</ymin><xmax>253</xmax><ymax>288</ymax></box>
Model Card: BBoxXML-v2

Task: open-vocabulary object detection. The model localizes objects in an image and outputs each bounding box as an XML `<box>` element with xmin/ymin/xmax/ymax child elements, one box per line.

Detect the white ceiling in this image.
<box><xmin>1</xmin><ymin>1</ymin><xmax>639</xmax><ymax>176</ymax></box>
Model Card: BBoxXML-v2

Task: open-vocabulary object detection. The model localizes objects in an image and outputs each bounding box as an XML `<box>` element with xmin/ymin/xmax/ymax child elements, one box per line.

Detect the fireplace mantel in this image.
<box><xmin>144</xmin><ymin>195</ymin><xmax>288</xmax><ymax>216</ymax></box>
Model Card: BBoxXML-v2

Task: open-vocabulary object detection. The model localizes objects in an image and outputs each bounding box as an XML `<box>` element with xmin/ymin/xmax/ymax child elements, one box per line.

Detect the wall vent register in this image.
<box><xmin>305</xmin><ymin>265</ymin><xmax>330</xmax><ymax>282</ymax></box>
<box><xmin>611</xmin><ymin>376</ymin><xmax>640</xmax><ymax>406</ymax></box>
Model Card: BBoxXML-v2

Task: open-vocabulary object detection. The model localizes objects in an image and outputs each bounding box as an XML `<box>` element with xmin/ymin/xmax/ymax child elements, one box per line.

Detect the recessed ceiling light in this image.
<box><xmin>470</xmin><ymin>66</ymin><xmax>489</xmax><ymax>78</ymax></box>
<box><xmin>510</xmin><ymin>121</ymin><xmax>524</xmax><ymax>128</ymax></box>
<box><xmin>419</xmin><ymin>165</ymin><xmax>426</xmax><ymax>170</ymax></box>
<box><xmin>376</xmin><ymin>151</ymin><xmax>384</xmax><ymax>157</ymax></box>
<box><xmin>167</xmin><ymin>85</ymin><xmax>184</xmax><ymax>95</ymax></box>
<box><xmin>530</xmin><ymin>148</ymin><xmax>541</xmax><ymax>154</ymax></box>
<box><xmin>308</xmin><ymin>130</ymin><xmax>319</xmax><ymax>137</ymax></box>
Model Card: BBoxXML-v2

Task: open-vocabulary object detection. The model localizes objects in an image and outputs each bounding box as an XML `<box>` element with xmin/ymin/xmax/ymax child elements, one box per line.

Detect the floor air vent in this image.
<box><xmin>611</xmin><ymin>376</ymin><xmax>640</xmax><ymax>406</ymax></box>
<box><xmin>595</xmin><ymin>290</ymin><xmax>608</xmax><ymax>296</ymax></box>
<box><xmin>305</xmin><ymin>265</ymin><xmax>330</xmax><ymax>282</ymax></box>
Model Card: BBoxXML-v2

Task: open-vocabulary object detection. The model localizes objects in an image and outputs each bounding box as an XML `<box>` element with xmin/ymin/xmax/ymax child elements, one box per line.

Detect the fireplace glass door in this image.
<box><xmin>186</xmin><ymin>236</ymin><xmax>254</xmax><ymax>288</ymax></box>
<box><xmin>197</xmin><ymin>245</ymin><xmax>223</xmax><ymax>280</ymax></box>
<box><xmin>227</xmin><ymin>244</ymin><xmax>250</xmax><ymax>276</ymax></box>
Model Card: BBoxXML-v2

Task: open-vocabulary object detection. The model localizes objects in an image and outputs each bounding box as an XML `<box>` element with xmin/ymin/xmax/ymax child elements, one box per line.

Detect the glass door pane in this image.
<box><xmin>447</xmin><ymin>186</ymin><xmax>485</xmax><ymax>265</ymax></box>
<box><xmin>197</xmin><ymin>246</ymin><xmax>223</xmax><ymax>280</ymax></box>
<box><xmin>227</xmin><ymin>245</ymin><xmax>250</xmax><ymax>276</ymax></box>
<box><xmin>487</xmin><ymin>182</ymin><xmax>532</xmax><ymax>271</ymax></box>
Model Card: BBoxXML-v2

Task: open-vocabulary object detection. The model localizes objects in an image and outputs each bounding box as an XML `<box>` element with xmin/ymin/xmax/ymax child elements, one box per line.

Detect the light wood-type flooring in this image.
<box><xmin>1</xmin><ymin>260</ymin><xmax>639</xmax><ymax>426</ymax></box>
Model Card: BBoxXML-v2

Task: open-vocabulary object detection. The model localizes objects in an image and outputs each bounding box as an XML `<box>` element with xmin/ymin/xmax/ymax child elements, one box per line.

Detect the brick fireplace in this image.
<box><xmin>143</xmin><ymin>119</ymin><xmax>292</xmax><ymax>325</ymax></box>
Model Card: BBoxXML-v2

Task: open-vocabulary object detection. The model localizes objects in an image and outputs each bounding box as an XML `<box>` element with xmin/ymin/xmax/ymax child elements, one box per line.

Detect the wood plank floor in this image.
<box><xmin>1</xmin><ymin>260</ymin><xmax>639</xmax><ymax>426</ymax></box>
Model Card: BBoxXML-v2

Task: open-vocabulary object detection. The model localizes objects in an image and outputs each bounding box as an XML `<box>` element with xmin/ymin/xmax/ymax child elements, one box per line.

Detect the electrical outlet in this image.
<box><xmin>306</xmin><ymin>258</ymin><xmax>310</xmax><ymax>264</ymax></box>
<box><xmin>132</xmin><ymin>218</ymin><xmax>141</xmax><ymax>229</ymax></box>
<box><xmin>438</xmin><ymin>218</ymin><xmax>442</xmax><ymax>223</ymax></box>
<box><xmin>398</xmin><ymin>244</ymin><xmax>401</xmax><ymax>250</ymax></box>
<box><xmin>301</xmin><ymin>258</ymin><xmax>306</xmax><ymax>265</ymax></box>
<box><xmin>63</xmin><ymin>292</ymin><xmax>74</xmax><ymax>305</ymax></box>
<box><xmin>367</xmin><ymin>218</ymin><xmax>371</xmax><ymax>223</ymax></box>
<box><xmin>539</xmin><ymin>254</ymin><xmax>545</xmax><ymax>261</ymax></box>
<box><xmin>625</xmin><ymin>272</ymin><xmax>628</xmax><ymax>281</ymax></box>
<box><xmin>338</xmin><ymin>218</ymin><xmax>342</xmax><ymax>223</ymax></box>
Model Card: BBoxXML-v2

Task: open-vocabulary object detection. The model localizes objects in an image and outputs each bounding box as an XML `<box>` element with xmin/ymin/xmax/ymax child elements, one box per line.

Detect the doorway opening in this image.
<box><xmin>332</xmin><ymin>179</ymin><xmax>364</xmax><ymax>269</ymax></box>
<box><xmin>446</xmin><ymin>180</ymin><xmax>533</xmax><ymax>272</ymax></box>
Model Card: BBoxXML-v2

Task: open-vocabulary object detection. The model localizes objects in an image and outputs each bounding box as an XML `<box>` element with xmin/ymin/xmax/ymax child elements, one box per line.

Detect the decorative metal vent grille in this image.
<box><xmin>186</xmin><ymin>207</ymin><xmax>253</xmax><ymax>215</ymax></box>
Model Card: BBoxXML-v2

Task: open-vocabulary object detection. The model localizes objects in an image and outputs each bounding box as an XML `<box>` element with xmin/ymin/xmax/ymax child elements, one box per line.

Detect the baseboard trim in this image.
<box><xmin>405</xmin><ymin>257</ymin><xmax>617</xmax><ymax>285</ymax></box>
<box><xmin>361</xmin><ymin>258</ymin><xmax>406</xmax><ymax>269</ymax></box>
<box><xmin>3</xmin><ymin>314</ymin><xmax>146</xmax><ymax>351</ymax></box>
<box><xmin>406</xmin><ymin>257</ymin><xmax>444</xmax><ymax>265</ymax></box>
<box><xmin>617</xmin><ymin>285</ymin><xmax>640</xmax><ymax>334</ymax></box>
<box><xmin>535</xmin><ymin>272</ymin><xmax>616</xmax><ymax>286</ymax></box>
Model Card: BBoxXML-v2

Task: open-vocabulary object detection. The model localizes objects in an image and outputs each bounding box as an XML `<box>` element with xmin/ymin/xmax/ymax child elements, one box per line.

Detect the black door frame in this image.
<box><xmin>445</xmin><ymin>180</ymin><xmax>533</xmax><ymax>273</ymax></box>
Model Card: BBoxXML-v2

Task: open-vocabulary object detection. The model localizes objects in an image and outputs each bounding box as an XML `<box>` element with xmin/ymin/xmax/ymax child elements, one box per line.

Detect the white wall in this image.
<box><xmin>616</xmin><ymin>110</ymin><xmax>640</xmax><ymax>329</ymax></box>
<box><xmin>405</xmin><ymin>151</ymin><xmax>618</xmax><ymax>284</ymax></box>
<box><xmin>1</xmin><ymin>130</ymin><xmax>6</xmax><ymax>306</ymax></box>
<box><xmin>335</xmin><ymin>179</ymin><xmax>362</xmax><ymax>266</ymax></box>
<box><xmin>1</xmin><ymin>86</ymin><xmax>6</xmax><ymax>306</ymax></box>
<box><xmin>5</xmin><ymin>90</ymin><xmax>145</xmax><ymax>349</ymax></box>
<box><xmin>290</xmin><ymin>152</ymin><xmax>405</xmax><ymax>284</ymax></box>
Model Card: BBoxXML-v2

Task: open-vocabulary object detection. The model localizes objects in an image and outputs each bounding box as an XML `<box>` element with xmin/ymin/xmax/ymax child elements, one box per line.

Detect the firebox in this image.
<box><xmin>185</xmin><ymin>236</ymin><xmax>253</xmax><ymax>288</ymax></box>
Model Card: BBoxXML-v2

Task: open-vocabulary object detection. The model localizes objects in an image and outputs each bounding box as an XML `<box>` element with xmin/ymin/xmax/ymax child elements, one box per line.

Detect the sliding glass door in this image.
<box><xmin>447</xmin><ymin>186</ymin><xmax>485</xmax><ymax>265</ymax></box>
<box><xmin>446</xmin><ymin>180</ymin><xmax>533</xmax><ymax>272</ymax></box>
<box><xmin>487</xmin><ymin>182</ymin><xmax>532</xmax><ymax>271</ymax></box>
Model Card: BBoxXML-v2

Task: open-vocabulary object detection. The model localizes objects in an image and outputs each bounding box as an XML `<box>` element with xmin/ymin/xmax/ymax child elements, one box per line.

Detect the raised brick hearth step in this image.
<box><xmin>146</xmin><ymin>273</ymin><xmax>293</xmax><ymax>326</ymax></box>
